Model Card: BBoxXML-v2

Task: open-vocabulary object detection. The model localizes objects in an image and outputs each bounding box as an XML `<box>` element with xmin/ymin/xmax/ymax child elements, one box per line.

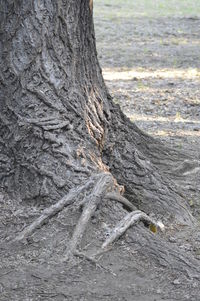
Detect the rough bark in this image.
<box><xmin>0</xmin><ymin>0</ymin><xmax>109</xmax><ymax>203</ymax></box>
<box><xmin>1</xmin><ymin>4</ymin><xmax>200</xmax><ymax>299</ymax></box>
<box><xmin>0</xmin><ymin>0</ymin><xmax>194</xmax><ymax>228</ymax></box>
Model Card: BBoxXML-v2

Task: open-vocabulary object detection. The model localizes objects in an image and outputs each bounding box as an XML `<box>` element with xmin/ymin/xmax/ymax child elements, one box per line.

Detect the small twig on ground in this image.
<box><xmin>74</xmin><ymin>250</ymin><xmax>117</xmax><ymax>276</ymax></box>
<box><xmin>102</xmin><ymin>210</ymin><xmax>164</xmax><ymax>249</ymax></box>
<box><xmin>74</xmin><ymin>250</ymin><xmax>100</xmax><ymax>267</ymax></box>
<box><xmin>90</xmin><ymin>246</ymin><xmax>113</xmax><ymax>260</ymax></box>
<box><xmin>0</xmin><ymin>270</ymin><xmax>13</xmax><ymax>278</ymax></box>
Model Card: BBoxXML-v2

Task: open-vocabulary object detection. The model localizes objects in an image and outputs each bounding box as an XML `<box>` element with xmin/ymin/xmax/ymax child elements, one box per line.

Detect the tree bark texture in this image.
<box><xmin>0</xmin><ymin>0</ymin><xmax>194</xmax><ymax>225</ymax></box>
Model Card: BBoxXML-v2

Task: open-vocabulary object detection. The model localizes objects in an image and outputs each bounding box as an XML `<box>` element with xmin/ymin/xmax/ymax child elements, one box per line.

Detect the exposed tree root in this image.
<box><xmin>102</xmin><ymin>210</ymin><xmax>164</xmax><ymax>249</ymax></box>
<box><xmin>64</xmin><ymin>173</ymin><xmax>114</xmax><ymax>258</ymax></box>
<box><xmin>14</xmin><ymin>175</ymin><xmax>99</xmax><ymax>242</ymax></box>
<box><xmin>105</xmin><ymin>192</ymin><xmax>137</xmax><ymax>211</ymax></box>
<box><xmin>14</xmin><ymin>168</ymin><xmax>165</xmax><ymax>265</ymax></box>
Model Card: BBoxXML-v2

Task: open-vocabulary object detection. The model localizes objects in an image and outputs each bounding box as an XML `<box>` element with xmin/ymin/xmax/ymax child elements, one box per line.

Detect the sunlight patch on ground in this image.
<box><xmin>150</xmin><ymin>129</ymin><xmax>200</xmax><ymax>137</ymax></box>
<box><xmin>128</xmin><ymin>114</ymin><xmax>200</xmax><ymax>138</ymax></box>
<box><xmin>103</xmin><ymin>68</ymin><xmax>200</xmax><ymax>81</ymax></box>
<box><xmin>128</xmin><ymin>114</ymin><xmax>200</xmax><ymax>124</ymax></box>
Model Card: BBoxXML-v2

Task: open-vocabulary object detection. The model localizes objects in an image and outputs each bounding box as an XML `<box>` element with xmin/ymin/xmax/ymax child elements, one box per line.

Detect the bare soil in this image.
<box><xmin>1</xmin><ymin>2</ymin><xmax>200</xmax><ymax>301</ymax></box>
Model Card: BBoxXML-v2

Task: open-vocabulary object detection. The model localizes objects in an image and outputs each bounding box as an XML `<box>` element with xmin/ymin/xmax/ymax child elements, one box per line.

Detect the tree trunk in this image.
<box><xmin>1</xmin><ymin>3</ymin><xmax>200</xmax><ymax>296</ymax></box>
<box><xmin>0</xmin><ymin>0</ymin><xmax>194</xmax><ymax>227</ymax></box>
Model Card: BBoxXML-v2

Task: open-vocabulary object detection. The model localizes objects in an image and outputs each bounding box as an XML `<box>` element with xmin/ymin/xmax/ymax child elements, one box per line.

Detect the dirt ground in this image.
<box><xmin>1</xmin><ymin>1</ymin><xmax>200</xmax><ymax>300</ymax></box>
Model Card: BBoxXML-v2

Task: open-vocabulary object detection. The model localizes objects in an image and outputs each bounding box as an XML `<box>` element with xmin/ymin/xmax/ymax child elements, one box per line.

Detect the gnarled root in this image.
<box><xmin>64</xmin><ymin>173</ymin><xmax>114</xmax><ymax>259</ymax></box>
<box><xmin>14</xmin><ymin>174</ymin><xmax>99</xmax><ymax>242</ymax></box>
<box><xmin>14</xmin><ymin>169</ymin><xmax>164</xmax><ymax>267</ymax></box>
<box><xmin>105</xmin><ymin>192</ymin><xmax>137</xmax><ymax>211</ymax></box>
<box><xmin>102</xmin><ymin>210</ymin><xmax>164</xmax><ymax>249</ymax></box>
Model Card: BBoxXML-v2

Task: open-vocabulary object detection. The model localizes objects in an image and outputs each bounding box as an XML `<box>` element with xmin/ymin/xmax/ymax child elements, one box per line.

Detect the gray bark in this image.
<box><xmin>0</xmin><ymin>0</ymin><xmax>194</xmax><ymax>226</ymax></box>
<box><xmin>0</xmin><ymin>0</ymin><xmax>108</xmax><ymax>202</ymax></box>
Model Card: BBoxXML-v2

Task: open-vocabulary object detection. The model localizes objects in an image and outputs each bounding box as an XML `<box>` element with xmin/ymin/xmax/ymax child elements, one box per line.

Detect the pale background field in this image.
<box><xmin>94</xmin><ymin>0</ymin><xmax>200</xmax><ymax>19</ymax></box>
<box><xmin>94</xmin><ymin>0</ymin><xmax>200</xmax><ymax>214</ymax></box>
<box><xmin>94</xmin><ymin>0</ymin><xmax>200</xmax><ymax>135</ymax></box>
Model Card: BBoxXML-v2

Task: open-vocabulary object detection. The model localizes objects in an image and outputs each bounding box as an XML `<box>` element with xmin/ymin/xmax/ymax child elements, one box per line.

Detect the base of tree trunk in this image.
<box><xmin>1</xmin><ymin>2</ymin><xmax>200</xmax><ymax>297</ymax></box>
